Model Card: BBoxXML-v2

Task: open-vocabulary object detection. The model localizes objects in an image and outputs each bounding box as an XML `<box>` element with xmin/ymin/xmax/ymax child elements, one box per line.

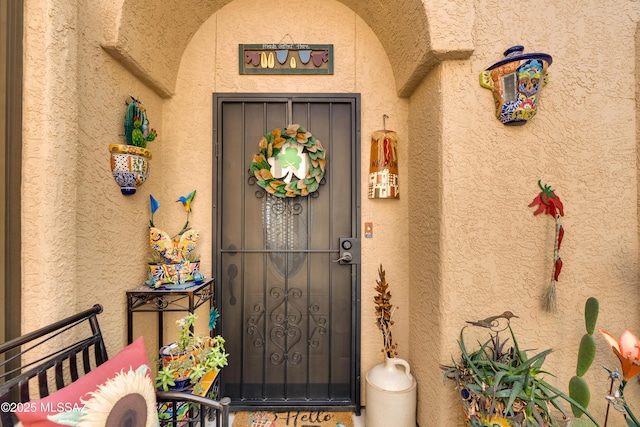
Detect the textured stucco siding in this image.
<box><xmin>17</xmin><ymin>0</ymin><xmax>640</xmax><ymax>425</ymax></box>
<box><xmin>22</xmin><ymin>0</ymin><xmax>81</xmax><ymax>332</ymax></box>
<box><xmin>410</xmin><ymin>1</ymin><xmax>640</xmax><ymax>425</ymax></box>
<box><xmin>162</xmin><ymin>0</ymin><xmax>412</xmax><ymax>402</ymax></box>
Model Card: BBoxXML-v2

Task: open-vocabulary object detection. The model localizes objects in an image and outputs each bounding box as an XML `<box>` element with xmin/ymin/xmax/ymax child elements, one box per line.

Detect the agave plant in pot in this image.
<box><xmin>155</xmin><ymin>310</ymin><xmax>228</xmax><ymax>395</ymax></box>
<box><xmin>442</xmin><ymin>315</ymin><xmax>599</xmax><ymax>427</ymax></box>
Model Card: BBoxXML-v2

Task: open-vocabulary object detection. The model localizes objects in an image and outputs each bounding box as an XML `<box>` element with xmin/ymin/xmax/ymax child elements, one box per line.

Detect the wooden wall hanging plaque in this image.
<box><xmin>239</xmin><ymin>44</ymin><xmax>334</xmax><ymax>75</ymax></box>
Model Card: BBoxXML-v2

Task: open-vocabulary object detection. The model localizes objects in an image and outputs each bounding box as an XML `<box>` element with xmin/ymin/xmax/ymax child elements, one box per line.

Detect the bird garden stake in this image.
<box><xmin>529</xmin><ymin>180</ymin><xmax>564</xmax><ymax>312</ymax></box>
<box><xmin>466</xmin><ymin>310</ymin><xmax>518</xmax><ymax>332</ymax></box>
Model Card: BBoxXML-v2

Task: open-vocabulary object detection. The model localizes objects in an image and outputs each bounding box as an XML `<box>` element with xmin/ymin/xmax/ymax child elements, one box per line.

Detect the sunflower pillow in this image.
<box><xmin>15</xmin><ymin>336</ymin><xmax>158</xmax><ymax>427</ymax></box>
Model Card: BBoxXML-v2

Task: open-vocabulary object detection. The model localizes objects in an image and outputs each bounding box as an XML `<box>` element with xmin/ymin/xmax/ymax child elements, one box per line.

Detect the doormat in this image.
<box><xmin>232</xmin><ymin>410</ymin><xmax>354</xmax><ymax>427</ymax></box>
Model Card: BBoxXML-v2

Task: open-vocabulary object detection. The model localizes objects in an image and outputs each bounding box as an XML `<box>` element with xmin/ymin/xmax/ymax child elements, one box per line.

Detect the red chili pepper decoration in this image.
<box><xmin>530</xmin><ymin>181</ymin><xmax>565</xmax><ymax>312</ymax></box>
<box><xmin>383</xmin><ymin>136</ymin><xmax>391</xmax><ymax>166</ymax></box>
<box><xmin>557</xmin><ymin>226</ymin><xmax>564</xmax><ymax>251</ymax></box>
<box><xmin>553</xmin><ymin>258</ymin><xmax>563</xmax><ymax>281</ymax></box>
<box><xmin>529</xmin><ymin>180</ymin><xmax>564</xmax><ymax>217</ymax></box>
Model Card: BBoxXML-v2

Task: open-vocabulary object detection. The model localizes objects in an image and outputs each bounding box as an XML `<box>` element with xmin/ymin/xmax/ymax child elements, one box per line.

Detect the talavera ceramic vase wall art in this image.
<box><xmin>109</xmin><ymin>143</ymin><xmax>152</xmax><ymax>195</ymax></box>
<box><xmin>109</xmin><ymin>96</ymin><xmax>157</xmax><ymax>195</ymax></box>
<box><xmin>480</xmin><ymin>46</ymin><xmax>552</xmax><ymax>126</ymax></box>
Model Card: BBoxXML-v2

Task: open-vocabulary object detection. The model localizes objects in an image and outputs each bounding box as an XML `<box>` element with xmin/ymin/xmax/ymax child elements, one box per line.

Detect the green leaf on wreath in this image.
<box><xmin>252</xmin><ymin>125</ymin><xmax>326</xmax><ymax>198</ymax></box>
<box><xmin>307</xmin><ymin>181</ymin><xmax>319</xmax><ymax>193</ymax></box>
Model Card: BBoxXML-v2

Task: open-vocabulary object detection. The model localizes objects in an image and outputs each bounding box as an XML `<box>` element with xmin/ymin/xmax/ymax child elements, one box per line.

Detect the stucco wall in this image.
<box><xmin>407</xmin><ymin>1</ymin><xmax>640</xmax><ymax>425</ymax></box>
<box><xmin>22</xmin><ymin>0</ymin><xmax>166</xmax><ymax>353</ymax></box>
<box><xmin>23</xmin><ymin>0</ymin><xmax>411</xmax><ymax>407</ymax></box>
<box><xmin>161</xmin><ymin>0</ymin><xmax>411</xmax><ymax>401</ymax></box>
<box><xmin>18</xmin><ymin>0</ymin><xmax>640</xmax><ymax>425</ymax></box>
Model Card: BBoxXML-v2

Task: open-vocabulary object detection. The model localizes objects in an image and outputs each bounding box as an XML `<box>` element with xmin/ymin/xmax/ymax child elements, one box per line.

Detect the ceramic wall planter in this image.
<box><xmin>480</xmin><ymin>45</ymin><xmax>552</xmax><ymax>126</ymax></box>
<box><xmin>109</xmin><ymin>143</ymin><xmax>152</xmax><ymax>195</ymax></box>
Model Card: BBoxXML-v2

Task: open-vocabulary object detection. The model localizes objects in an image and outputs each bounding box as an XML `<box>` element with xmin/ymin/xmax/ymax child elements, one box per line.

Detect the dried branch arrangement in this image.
<box><xmin>374</xmin><ymin>264</ymin><xmax>398</xmax><ymax>358</ymax></box>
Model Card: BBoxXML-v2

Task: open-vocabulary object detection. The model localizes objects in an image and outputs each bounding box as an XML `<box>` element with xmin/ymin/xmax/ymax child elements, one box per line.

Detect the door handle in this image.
<box><xmin>334</xmin><ymin>237</ymin><xmax>360</xmax><ymax>264</ymax></box>
<box><xmin>228</xmin><ymin>264</ymin><xmax>237</xmax><ymax>306</ymax></box>
<box><xmin>333</xmin><ymin>252</ymin><xmax>353</xmax><ymax>263</ymax></box>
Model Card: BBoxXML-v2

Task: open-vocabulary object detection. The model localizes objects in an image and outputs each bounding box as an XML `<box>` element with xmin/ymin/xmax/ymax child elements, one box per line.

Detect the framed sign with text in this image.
<box><xmin>239</xmin><ymin>44</ymin><xmax>333</xmax><ymax>75</ymax></box>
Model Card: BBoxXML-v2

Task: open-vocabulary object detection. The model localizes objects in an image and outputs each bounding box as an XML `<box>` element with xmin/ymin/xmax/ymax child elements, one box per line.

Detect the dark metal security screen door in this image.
<box><xmin>213</xmin><ymin>93</ymin><xmax>361</xmax><ymax>413</ymax></box>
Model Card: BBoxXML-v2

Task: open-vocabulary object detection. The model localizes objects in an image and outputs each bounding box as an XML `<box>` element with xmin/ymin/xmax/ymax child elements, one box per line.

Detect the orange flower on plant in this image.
<box><xmin>600</xmin><ymin>328</ymin><xmax>640</xmax><ymax>381</ymax></box>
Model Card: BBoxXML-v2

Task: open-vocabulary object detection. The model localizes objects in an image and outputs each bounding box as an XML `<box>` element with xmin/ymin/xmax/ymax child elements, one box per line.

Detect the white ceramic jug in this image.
<box><xmin>367</xmin><ymin>357</ymin><xmax>414</xmax><ymax>391</ymax></box>
<box><xmin>365</xmin><ymin>357</ymin><xmax>417</xmax><ymax>427</ymax></box>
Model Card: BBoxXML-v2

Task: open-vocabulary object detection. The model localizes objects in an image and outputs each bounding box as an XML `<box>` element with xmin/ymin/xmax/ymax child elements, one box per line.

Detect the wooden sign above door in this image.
<box><xmin>239</xmin><ymin>44</ymin><xmax>333</xmax><ymax>75</ymax></box>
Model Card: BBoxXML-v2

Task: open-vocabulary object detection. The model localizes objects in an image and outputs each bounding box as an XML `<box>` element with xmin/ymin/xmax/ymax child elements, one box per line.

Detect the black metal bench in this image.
<box><xmin>0</xmin><ymin>304</ymin><xmax>230</xmax><ymax>426</ymax></box>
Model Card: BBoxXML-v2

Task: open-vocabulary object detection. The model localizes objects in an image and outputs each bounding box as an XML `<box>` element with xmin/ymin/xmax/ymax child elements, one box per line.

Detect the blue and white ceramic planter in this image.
<box><xmin>109</xmin><ymin>143</ymin><xmax>152</xmax><ymax>195</ymax></box>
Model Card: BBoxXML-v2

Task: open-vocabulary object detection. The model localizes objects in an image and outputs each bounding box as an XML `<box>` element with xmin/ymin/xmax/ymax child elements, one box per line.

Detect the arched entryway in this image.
<box><xmin>96</xmin><ymin>0</ymin><xmax>475</xmax><ymax>421</ymax></box>
<box><xmin>100</xmin><ymin>0</ymin><xmax>474</xmax><ymax>99</ymax></box>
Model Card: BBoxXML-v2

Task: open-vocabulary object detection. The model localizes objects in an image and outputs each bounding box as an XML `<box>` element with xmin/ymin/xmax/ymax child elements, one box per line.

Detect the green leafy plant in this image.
<box><xmin>442</xmin><ymin>325</ymin><xmax>599</xmax><ymax>427</ymax></box>
<box><xmin>155</xmin><ymin>311</ymin><xmax>228</xmax><ymax>394</ymax></box>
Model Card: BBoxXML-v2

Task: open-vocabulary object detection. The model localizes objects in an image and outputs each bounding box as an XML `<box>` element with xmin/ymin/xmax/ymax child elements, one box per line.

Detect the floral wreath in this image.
<box><xmin>250</xmin><ymin>124</ymin><xmax>326</xmax><ymax>197</ymax></box>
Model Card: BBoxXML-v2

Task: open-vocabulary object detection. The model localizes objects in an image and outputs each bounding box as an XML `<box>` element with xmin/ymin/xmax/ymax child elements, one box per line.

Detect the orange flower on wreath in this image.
<box><xmin>600</xmin><ymin>328</ymin><xmax>640</xmax><ymax>381</ymax></box>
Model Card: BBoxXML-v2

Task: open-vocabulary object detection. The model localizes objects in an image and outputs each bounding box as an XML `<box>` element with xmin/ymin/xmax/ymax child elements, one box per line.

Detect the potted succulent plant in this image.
<box><xmin>155</xmin><ymin>311</ymin><xmax>228</xmax><ymax>395</ymax></box>
<box><xmin>442</xmin><ymin>318</ymin><xmax>599</xmax><ymax>427</ymax></box>
<box><xmin>109</xmin><ymin>95</ymin><xmax>158</xmax><ymax>195</ymax></box>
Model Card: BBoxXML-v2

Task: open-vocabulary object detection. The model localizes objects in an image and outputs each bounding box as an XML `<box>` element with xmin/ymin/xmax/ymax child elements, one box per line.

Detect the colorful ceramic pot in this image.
<box><xmin>146</xmin><ymin>261</ymin><xmax>201</xmax><ymax>288</ymax></box>
<box><xmin>109</xmin><ymin>143</ymin><xmax>152</xmax><ymax>195</ymax></box>
<box><xmin>480</xmin><ymin>46</ymin><xmax>552</xmax><ymax>126</ymax></box>
<box><xmin>157</xmin><ymin>401</ymin><xmax>190</xmax><ymax>427</ymax></box>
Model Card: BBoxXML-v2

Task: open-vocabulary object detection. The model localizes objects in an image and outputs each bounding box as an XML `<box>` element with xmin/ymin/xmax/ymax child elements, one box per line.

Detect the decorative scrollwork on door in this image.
<box><xmin>269</xmin><ymin>286</ymin><xmax>302</xmax><ymax>365</ymax></box>
<box><xmin>247</xmin><ymin>304</ymin><xmax>265</xmax><ymax>348</ymax></box>
<box><xmin>246</xmin><ymin>286</ymin><xmax>327</xmax><ymax>365</ymax></box>
<box><xmin>309</xmin><ymin>304</ymin><xmax>327</xmax><ymax>349</ymax></box>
